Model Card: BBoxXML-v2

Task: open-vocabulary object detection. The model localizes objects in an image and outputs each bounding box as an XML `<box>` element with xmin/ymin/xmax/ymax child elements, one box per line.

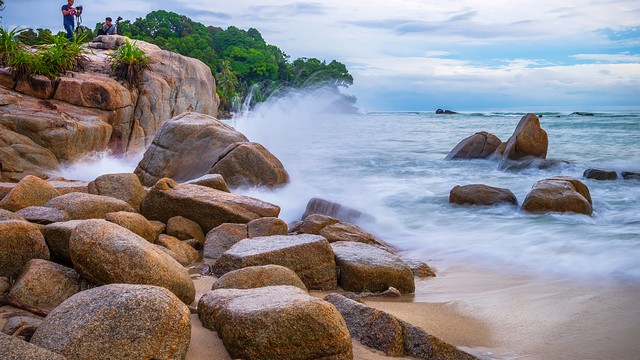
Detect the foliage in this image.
<box><xmin>108</xmin><ymin>40</ymin><xmax>149</xmax><ymax>87</ymax></box>
<box><xmin>0</xmin><ymin>26</ymin><xmax>24</xmax><ymax>66</ymax></box>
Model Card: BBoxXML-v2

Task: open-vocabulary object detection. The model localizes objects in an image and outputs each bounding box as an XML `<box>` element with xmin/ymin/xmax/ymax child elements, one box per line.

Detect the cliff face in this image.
<box><xmin>0</xmin><ymin>35</ymin><xmax>219</xmax><ymax>182</ymax></box>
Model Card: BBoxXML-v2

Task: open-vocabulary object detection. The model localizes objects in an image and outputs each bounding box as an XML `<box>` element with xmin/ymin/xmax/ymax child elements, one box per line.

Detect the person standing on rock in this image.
<box><xmin>61</xmin><ymin>0</ymin><xmax>76</xmax><ymax>40</ymax></box>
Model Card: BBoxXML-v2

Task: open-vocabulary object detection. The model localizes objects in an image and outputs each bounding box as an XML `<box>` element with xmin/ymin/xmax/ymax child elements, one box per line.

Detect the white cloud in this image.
<box><xmin>571</xmin><ymin>53</ymin><xmax>640</xmax><ymax>63</ymax></box>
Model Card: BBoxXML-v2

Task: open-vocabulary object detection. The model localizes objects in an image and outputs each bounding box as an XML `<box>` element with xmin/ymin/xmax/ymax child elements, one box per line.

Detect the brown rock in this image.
<box><xmin>41</xmin><ymin>220</ymin><xmax>86</xmax><ymax>265</ymax></box>
<box><xmin>0</xmin><ymin>333</ymin><xmax>66</xmax><ymax>360</ymax></box>
<box><xmin>0</xmin><ymin>276</ymin><xmax>9</xmax><ymax>294</ymax></box>
<box><xmin>210</xmin><ymin>142</ymin><xmax>289</xmax><ymax>189</ymax></box>
<box><xmin>69</xmin><ymin>219</ymin><xmax>195</xmax><ymax>303</ymax></box>
<box><xmin>331</xmin><ymin>241</ymin><xmax>415</xmax><ymax>293</ymax></box>
<box><xmin>324</xmin><ymin>294</ymin><xmax>478</xmax><ymax>359</ymax></box>
<box><xmin>0</xmin><ymin>175</ymin><xmax>60</xmax><ymax>211</ymax></box>
<box><xmin>149</xmin><ymin>220</ymin><xmax>166</xmax><ymax>239</ymax></box>
<box><xmin>134</xmin><ymin>112</ymin><xmax>248</xmax><ymax>186</ymax></box>
<box><xmin>290</xmin><ymin>213</ymin><xmax>340</xmax><ymax>234</ymax></box>
<box><xmin>247</xmin><ymin>217</ymin><xmax>288</xmax><ymax>238</ymax></box>
<box><xmin>213</xmin><ymin>234</ymin><xmax>337</xmax><ymax>290</ymax></box>
<box><xmin>203</xmin><ymin>223</ymin><xmax>248</xmax><ymax>262</ymax></box>
<box><xmin>198</xmin><ymin>286</ymin><xmax>352</xmax><ymax>360</ymax></box>
<box><xmin>88</xmin><ymin>173</ymin><xmax>146</xmax><ymax>211</ymax></box>
<box><xmin>213</xmin><ymin>264</ymin><xmax>307</xmax><ymax>291</ymax></box>
<box><xmin>183</xmin><ymin>173</ymin><xmax>230</xmax><ymax>192</ymax></box>
<box><xmin>15</xmin><ymin>75</ymin><xmax>54</xmax><ymax>100</ymax></box>
<box><xmin>9</xmin><ymin>259</ymin><xmax>88</xmax><ymax>309</ymax></box>
<box><xmin>502</xmin><ymin>113</ymin><xmax>548</xmax><ymax>160</ymax></box>
<box><xmin>140</xmin><ymin>178</ymin><xmax>280</xmax><ymax>233</ymax></box>
<box><xmin>15</xmin><ymin>206</ymin><xmax>70</xmax><ymax>224</ymax></box>
<box><xmin>167</xmin><ymin>216</ymin><xmax>205</xmax><ymax>245</ymax></box>
<box><xmin>156</xmin><ymin>234</ymin><xmax>200</xmax><ymax>266</ymax></box>
<box><xmin>404</xmin><ymin>259</ymin><xmax>437</xmax><ymax>278</ymax></box>
<box><xmin>0</xmin><ymin>208</ymin><xmax>24</xmax><ymax>221</ymax></box>
<box><xmin>105</xmin><ymin>211</ymin><xmax>156</xmax><ymax>242</ymax></box>
<box><xmin>583</xmin><ymin>168</ymin><xmax>618</xmax><ymax>180</ymax></box>
<box><xmin>31</xmin><ymin>284</ymin><xmax>191</xmax><ymax>360</ymax></box>
<box><xmin>449</xmin><ymin>184</ymin><xmax>518</xmax><ymax>206</ymax></box>
<box><xmin>319</xmin><ymin>221</ymin><xmax>383</xmax><ymax>245</ymax></box>
<box><xmin>445</xmin><ymin>131</ymin><xmax>502</xmax><ymax>160</ymax></box>
<box><xmin>2</xmin><ymin>315</ymin><xmax>43</xmax><ymax>336</ymax></box>
<box><xmin>44</xmin><ymin>192</ymin><xmax>136</xmax><ymax>220</ymax></box>
<box><xmin>47</xmin><ymin>180</ymin><xmax>90</xmax><ymax>195</ymax></box>
<box><xmin>0</xmin><ymin>124</ymin><xmax>60</xmax><ymax>182</ymax></box>
<box><xmin>522</xmin><ymin>177</ymin><xmax>592</xmax><ymax>215</ymax></box>
<box><xmin>301</xmin><ymin>197</ymin><xmax>374</xmax><ymax>223</ymax></box>
<box><xmin>0</xmin><ymin>220</ymin><xmax>49</xmax><ymax>278</ymax></box>
<box><xmin>53</xmin><ymin>72</ymin><xmax>133</xmax><ymax>111</ymax></box>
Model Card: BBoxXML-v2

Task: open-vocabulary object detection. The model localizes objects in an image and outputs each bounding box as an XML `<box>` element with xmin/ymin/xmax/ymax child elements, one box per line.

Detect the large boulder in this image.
<box><xmin>213</xmin><ymin>234</ymin><xmax>337</xmax><ymax>290</ymax></box>
<box><xmin>198</xmin><ymin>286</ymin><xmax>352</xmax><ymax>360</ymax></box>
<box><xmin>88</xmin><ymin>173</ymin><xmax>146</xmax><ymax>211</ymax></box>
<box><xmin>445</xmin><ymin>131</ymin><xmax>502</xmax><ymax>160</ymax></box>
<box><xmin>0</xmin><ymin>220</ymin><xmax>49</xmax><ymax>278</ymax></box>
<box><xmin>0</xmin><ymin>333</ymin><xmax>66</xmax><ymax>360</ymax></box>
<box><xmin>134</xmin><ymin>112</ymin><xmax>248</xmax><ymax>186</ymax></box>
<box><xmin>0</xmin><ymin>175</ymin><xmax>59</xmax><ymax>211</ymax></box>
<box><xmin>522</xmin><ymin>176</ymin><xmax>592</xmax><ymax>215</ymax></box>
<box><xmin>449</xmin><ymin>184</ymin><xmax>518</xmax><ymax>206</ymax></box>
<box><xmin>69</xmin><ymin>219</ymin><xmax>195</xmax><ymax>304</ymax></box>
<box><xmin>331</xmin><ymin>241</ymin><xmax>415</xmax><ymax>293</ymax></box>
<box><xmin>140</xmin><ymin>178</ymin><xmax>280</xmax><ymax>233</ymax></box>
<box><xmin>44</xmin><ymin>192</ymin><xmax>136</xmax><ymax>220</ymax></box>
<box><xmin>9</xmin><ymin>259</ymin><xmax>88</xmax><ymax>309</ymax></box>
<box><xmin>31</xmin><ymin>284</ymin><xmax>191</xmax><ymax>360</ymax></box>
<box><xmin>209</xmin><ymin>142</ymin><xmax>289</xmax><ymax>189</ymax></box>
<box><xmin>105</xmin><ymin>211</ymin><xmax>156</xmax><ymax>243</ymax></box>
<box><xmin>500</xmin><ymin>113</ymin><xmax>548</xmax><ymax>160</ymax></box>
<box><xmin>213</xmin><ymin>264</ymin><xmax>308</xmax><ymax>291</ymax></box>
<box><xmin>203</xmin><ymin>223</ymin><xmax>248</xmax><ymax>262</ymax></box>
<box><xmin>325</xmin><ymin>294</ymin><xmax>478</xmax><ymax>359</ymax></box>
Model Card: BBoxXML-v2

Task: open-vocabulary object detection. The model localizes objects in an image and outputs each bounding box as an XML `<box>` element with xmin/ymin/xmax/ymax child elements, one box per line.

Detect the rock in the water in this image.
<box><xmin>247</xmin><ymin>217</ymin><xmax>288</xmax><ymax>238</ymax></box>
<box><xmin>105</xmin><ymin>211</ymin><xmax>156</xmax><ymax>243</ymax></box>
<box><xmin>570</xmin><ymin>112</ymin><xmax>594</xmax><ymax>116</ymax></box>
<box><xmin>404</xmin><ymin>259</ymin><xmax>437</xmax><ymax>278</ymax></box>
<box><xmin>167</xmin><ymin>216</ymin><xmax>205</xmax><ymax>245</ymax></box>
<box><xmin>9</xmin><ymin>259</ymin><xmax>88</xmax><ymax>309</ymax></box>
<box><xmin>324</xmin><ymin>294</ymin><xmax>478</xmax><ymax>359</ymax></box>
<box><xmin>140</xmin><ymin>178</ymin><xmax>280</xmax><ymax>233</ymax></box>
<box><xmin>449</xmin><ymin>184</ymin><xmax>518</xmax><ymax>206</ymax></box>
<box><xmin>14</xmin><ymin>206</ymin><xmax>70</xmax><ymax>224</ymax></box>
<box><xmin>435</xmin><ymin>109</ymin><xmax>458</xmax><ymax>114</ymax></box>
<box><xmin>583</xmin><ymin>168</ymin><xmax>618</xmax><ymax>180</ymax></box>
<box><xmin>183</xmin><ymin>173</ymin><xmax>230</xmax><ymax>192</ymax></box>
<box><xmin>0</xmin><ymin>175</ymin><xmax>60</xmax><ymax>212</ymax></box>
<box><xmin>522</xmin><ymin>177</ymin><xmax>592</xmax><ymax>215</ymax></box>
<box><xmin>0</xmin><ymin>333</ymin><xmax>66</xmax><ymax>360</ymax></box>
<box><xmin>31</xmin><ymin>284</ymin><xmax>191</xmax><ymax>360</ymax></box>
<box><xmin>213</xmin><ymin>264</ymin><xmax>307</xmax><ymax>291</ymax></box>
<box><xmin>69</xmin><ymin>219</ymin><xmax>195</xmax><ymax>303</ymax></box>
<box><xmin>209</xmin><ymin>142</ymin><xmax>289</xmax><ymax>189</ymax></box>
<box><xmin>445</xmin><ymin>131</ymin><xmax>502</xmax><ymax>160</ymax></box>
<box><xmin>156</xmin><ymin>234</ymin><xmax>200</xmax><ymax>266</ymax></box>
<box><xmin>622</xmin><ymin>171</ymin><xmax>640</xmax><ymax>180</ymax></box>
<box><xmin>203</xmin><ymin>223</ymin><xmax>248</xmax><ymax>262</ymax></box>
<box><xmin>501</xmin><ymin>113</ymin><xmax>548</xmax><ymax>161</ymax></box>
<box><xmin>88</xmin><ymin>173</ymin><xmax>146</xmax><ymax>211</ymax></box>
<box><xmin>41</xmin><ymin>220</ymin><xmax>86</xmax><ymax>265</ymax></box>
<box><xmin>198</xmin><ymin>286</ymin><xmax>352</xmax><ymax>360</ymax></box>
<box><xmin>213</xmin><ymin>234</ymin><xmax>337</xmax><ymax>290</ymax></box>
<box><xmin>44</xmin><ymin>192</ymin><xmax>136</xmax><ymax>220</ymax></box>
<box><xmin>0</xmin><ymin>220</ymin><xmax>49</xmax><ymax>278</ymax></box>
<box><xmin>293</xmin><ymin>213</ymin><xmax>383</xmax><ymax>246</ymax></box>
<box><xmin>134</xmin><ymin>112</ymin><xmax>248</xmax><ymax>186</ymax></box>
<box><xmin>331</xmin><ymin>241</ymin><xmax>415</xmax><ymax>293</ymax></box>
<box><xmin>301</xmin><ymin>197</ymin><xmax>374</xmax><ymax>223</ymax></box>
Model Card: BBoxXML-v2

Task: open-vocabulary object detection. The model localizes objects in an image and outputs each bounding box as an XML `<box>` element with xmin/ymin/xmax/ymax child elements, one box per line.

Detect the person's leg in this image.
<box><xmin>64</xmin><ymin>23</ymin><xmax>74</xmax><ymax>40</ymax></box>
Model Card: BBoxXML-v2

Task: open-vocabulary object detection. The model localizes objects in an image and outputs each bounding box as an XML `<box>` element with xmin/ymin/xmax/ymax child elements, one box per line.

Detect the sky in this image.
<box><xmin>2</xmin><ymin>0</ymin><xmax>640</xmax><ymax>111</ymax></box>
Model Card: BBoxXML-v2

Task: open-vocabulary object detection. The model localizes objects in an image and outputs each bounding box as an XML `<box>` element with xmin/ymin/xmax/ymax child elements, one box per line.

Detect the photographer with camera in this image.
<box><xmin>98</xmin><ymin>17</ymin><xmax>116</xmax><ymax>35</ymax></box>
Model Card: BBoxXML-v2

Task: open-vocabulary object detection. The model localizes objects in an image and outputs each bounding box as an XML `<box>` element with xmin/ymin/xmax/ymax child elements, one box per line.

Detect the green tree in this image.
<box><xmin>216</xmin><ymin>59</ymin><xmax>238</xmax><ymax>109</ymax></box>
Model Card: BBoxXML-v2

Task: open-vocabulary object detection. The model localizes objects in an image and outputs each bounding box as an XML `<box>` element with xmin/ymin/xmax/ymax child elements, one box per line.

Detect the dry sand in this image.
<box><xmin>3</xmin><ymin>265</ymin><xmax>639</xmax><ymax>360</ymax></box>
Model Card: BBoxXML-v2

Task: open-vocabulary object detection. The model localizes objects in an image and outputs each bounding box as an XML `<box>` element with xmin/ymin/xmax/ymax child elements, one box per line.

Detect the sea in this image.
<box><xmin>58</xmin><ymin>89</ymin><xmax>640</xmax><ymax>286</ymax></box>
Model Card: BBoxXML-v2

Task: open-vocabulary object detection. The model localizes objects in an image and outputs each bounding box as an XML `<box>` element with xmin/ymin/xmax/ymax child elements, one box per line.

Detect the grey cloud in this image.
<box><xmin>243</xmin><ymin>2</ymin><xmax>326</xmax><ymax>21</ymax></box>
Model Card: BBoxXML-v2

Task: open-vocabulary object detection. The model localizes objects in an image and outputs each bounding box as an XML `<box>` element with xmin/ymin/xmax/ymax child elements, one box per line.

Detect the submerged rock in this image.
<box><xmin>583</xmin><ymin>168</ymin><xmax>618</xmax><ymax>180</ymax></box>
<box><xmin>622</xmin><ymin>171</ymin><xmax>640</xmax><ymax>180</ymax></box>
<box><xmin>435</xmin><ymin>109</ymin><xmax>458</xmax><ymax>114</ymax></box>
<box><xmin>449</xmin><ymin>184</ymin><xmax>518</xmax><ymax>206</ymax></box>
<box><xmin>522</xmin><ymin>176</ymin><xmax>592</xmax><ymax>215</ymax></box>
<box><xmin>445</xmin><ymin>131</ymin><xmax>502</xmax><ymax>160</ymax></box>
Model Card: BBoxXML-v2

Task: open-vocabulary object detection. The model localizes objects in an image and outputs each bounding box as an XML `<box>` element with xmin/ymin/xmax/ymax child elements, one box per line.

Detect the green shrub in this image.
<box><xmin>0</xmin><ymin>27</ymin><xmax>24</xmax><ymax>66</ymax></box>
<box><xmin>108</xmin><ymin>40</ymin><xmax>149</xmax><ymax>87</ymax></box>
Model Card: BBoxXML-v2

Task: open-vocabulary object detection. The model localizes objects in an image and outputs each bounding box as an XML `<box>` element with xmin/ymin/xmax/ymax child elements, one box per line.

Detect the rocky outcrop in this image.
<box><xmin>0</xmin><ymin>35</ymin><xmax>219</xmax><ymax>182</ymax></box>
<box><xmin>134</xmin><ymin>112</ymin><xmax>248</xmax><ymax>186</ymax></box>
<box><xmin>0</xmin><ymin>220</ymin><xmax>49</xmax><ymax>278</ymax></box>
<box><xmin>69</xmin><ymin>219</ymin><xmax>195</xmax><ymax>304</ymax></box>
<box><xmin>213</xmin><ymin>264</ymin><xmax>308</xmax><ymax>291</ymax></box>
<box><xmin>213</xmin><ymin>234</ymin><xmax>337</xmax><ymax>290</ymax></box>
<box><xmin>331</xmin><ymin>241</ymin><xmax>415</xmax><ymax>293</ymax></box>
<box><xmin>449</xmin><ymin>184</ymin><xmax>518</xmax><ymax>206</ymax></box>
<box><xmin>445</xmin><ymin>132</ymin><xmax>502</xmax><ymax>160</ymax></box>
<box><xmin>583</xmin><ymin>168</ymin><xmax>618</xmax><ymax>180</ymax></box>
<box><xmin>31</xmin><ymin>284</ymin><xmax>191</xmax><ymax>360</ymax></box>
<box><xmin>198</xmin><ymin>286</ymin><xmax>352</xmax><ymax>360</ymax></box>
<box><xmin>522</xmin><ymin>176</ymin><xmax>592</xmax><ymax>215</ymax></box>
<box><xmin>0</xmin><ymin>175</ymin><xmax>59</xmax><ymax>211</ymax></box>
<box><xmin>45</xmin><ymin>192</ymin><xmax>136</xmax><ymax>219</ymax></box>
<box><xmin>0</xmin><ymin>333</ymin><xmax>66</xmax><ymax>360</ymax></box>
<box><xmin>209</xmin><ymin>142</ymin><xmax>290</xmax><ymax>189</ymax></box>
<box><xmin>140</xmin><ymin>178</ymin><xmax>280</xmax><ymax>233</ymax></box>
<box><xmin>88</xmin><ymin>173</ymin><xmax>146</xmax><ymax>211</ymax></box>
<box><xmin>325</xmin><ymin>294</ymin><xmax>478</xmax><ymax>359</ymax></box>
<box><xmin>499</xmin><ymin>113</ymin><xmax>548</xmax><ymax>161</ymax></box>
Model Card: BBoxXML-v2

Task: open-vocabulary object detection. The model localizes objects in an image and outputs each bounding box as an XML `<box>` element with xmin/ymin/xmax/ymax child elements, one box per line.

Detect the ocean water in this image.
<box><xmin>230</xmin><ymin>90</ymin><xmax>640</xmax><ymax>284</ymax></box>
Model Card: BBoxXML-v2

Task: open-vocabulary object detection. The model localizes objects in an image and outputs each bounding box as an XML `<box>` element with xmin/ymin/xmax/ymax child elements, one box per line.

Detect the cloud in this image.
<box><xmin>571</xmin><ymin>53</ymin><xmax>640</xmax><ymax>63</ymax></box>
